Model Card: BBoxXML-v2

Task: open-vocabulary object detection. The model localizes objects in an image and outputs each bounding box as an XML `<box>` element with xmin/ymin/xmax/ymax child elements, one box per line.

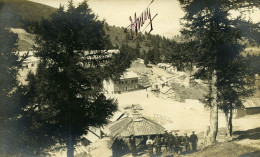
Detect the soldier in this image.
<box><xmin>174</xmin><ymin>133</ymin><xmax>183</xmax><ymax>155</ymax></box>
<box><xmin>167</xmin><ymin>131</ymin><xmax>175</xmax><ymax>152</ymax></box>
<box><xmin>183</xmin><ymin>133</ymin><xmax>190</xmax><ymax>152</ymax></box>
<box><xmin>190</xmin><ymin>131</ymin><xmax>198</xmax><ymax>152</ymax></box>
<box><xmin>146</xmin><ymin>135</ymin><xmax>154</xmax><ymax>157</ymax></box>
<box><xmin>163</xmin><ymin>130</ymin><xmax>169</xmax><ymax>151</ymax></box>
<box><xmin>154</xmin><ymin>135</ymin><xmax>162</xmax><ymax>157</ymax></box>
<box><xmin>111</xmin><ymin>137</ymin><xmax>121</xmax><ymax>157</ymax></box>
<box><xmin>129</xmin><ymin>135</ymin><xmax>137</xmax><ymax>156</ymax></box>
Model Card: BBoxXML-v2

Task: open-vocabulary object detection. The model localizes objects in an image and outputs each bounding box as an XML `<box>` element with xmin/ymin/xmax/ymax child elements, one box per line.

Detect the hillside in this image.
<box><xmin>183</xmin><ymin>127</ymin><xmax>260</xmax><ymax>157</ymax></box>
<box><xmin>10</xmin><ymin>28</ymin><xmax>35</xmax><ymax>51</ymax></box>
<box><xmin>0</xmin><ymin>0</ymin><xmax>178</xmax><ymax>60</ymax></box>
<box><xmin>0</xmin><ymin>0</ymin><xmax>56</xmax><ymax>27</ymax></box>
<box><xmin>2</xmin><ymin>0</ymin><xmax>260</xmax><ymax>75</ymax></box>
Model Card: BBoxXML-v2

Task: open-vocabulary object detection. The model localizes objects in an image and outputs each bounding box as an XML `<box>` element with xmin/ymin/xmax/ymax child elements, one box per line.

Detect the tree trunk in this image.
<box><xmin>67</xmin><ymin>106</ymin><xmax>74</xmax><ymax>157</ymax></box>
<box><xmin>207</xmin><ymin>103</ymin><xmax>218</xmax><ymax>145</ymax></box>
<box><xmin>204</xmin><ymin>72</ymin><xmax>218</xmax><ymax>146</ymax></box>
<box><xmin>67</xmin><ymin>140</ymin><xmax>74</xmax><ymax>157</ymax></box>
<box><xmin>67</xmin><ymin>128</ymin><xmax>75</xmax><ymax>157</ymax></box>
<box><xmin>229</xmin><ymin>104</ymin><xmax>233</xmax><ymax>137</ymax></box>
<box><xmin>224</xmin><ymin>110</ymin><xmax>231</xmax><ymax>139</ymax></box>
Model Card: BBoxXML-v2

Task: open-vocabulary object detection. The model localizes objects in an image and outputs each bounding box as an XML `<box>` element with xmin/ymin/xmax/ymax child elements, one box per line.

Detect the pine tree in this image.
<box><xmin>24</xmin><ymin>1</ymin><xmax>133</xmax><ymax>156</ymax></box>
<box><xmin>0</xmin><ymin>2</ymin><xmax>27</xmax><ymax>155</ymax></box>
<box><xmin>179</xmin><ymin>0</ymin><xmax>259</xmax><ymax>145</ymax></box>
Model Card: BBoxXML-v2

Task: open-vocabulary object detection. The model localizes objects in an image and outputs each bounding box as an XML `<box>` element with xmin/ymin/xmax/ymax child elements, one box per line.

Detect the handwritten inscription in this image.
<box><xmin>127</xmin><ymin>0</ymin><xmax>158</xmax><ymax>41</ymax></box>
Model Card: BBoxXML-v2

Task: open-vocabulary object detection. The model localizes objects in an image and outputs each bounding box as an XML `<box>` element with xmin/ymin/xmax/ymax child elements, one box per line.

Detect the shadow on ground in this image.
<box><xmin>239</xmin><ymin>150</ymin><xmax>260</xmax><ymax>157</ymax></box>
<box><xmin>233</xmin><ymin>127</ymin><xmax>260</xmax><ymax>140</ymax></box>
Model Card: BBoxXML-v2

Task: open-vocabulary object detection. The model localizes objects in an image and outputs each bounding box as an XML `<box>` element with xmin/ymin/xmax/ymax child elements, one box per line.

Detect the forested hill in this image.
<box><xmin>0</xmin><ymin>0</ymin><xmax>181</xmax><ymax>64</ymax></box>
<box><xmin>0</xmin><ymin>0</ymin><xmax>56</xmax><ymax>27</ymax></box>
<box><xmin>1</xmin><ymin>0</ymin><xmax>259</xmax><ymax>74</ymax></box>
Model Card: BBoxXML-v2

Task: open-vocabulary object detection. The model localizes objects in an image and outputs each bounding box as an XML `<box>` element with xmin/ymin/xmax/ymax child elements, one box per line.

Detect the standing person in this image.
<box><xmin>163</xmin><ymin>130</ymin><xmax>169</xmax><ymax>151</ymax></box>
<box><xmin>112</xmin><ymin>137</ymin><xmax>125</xmax><ymax>157</ymax></box>
<box><xmin>146</xmin><ymin>136</ymin><xmax>154</xmax><ymax>157</ymax></box>
<box><xmin>183</xmin><ymin>133</ymin><xmax>190</xmax><ymax>152</ymax></box>
<box><xmin>174</xmin><ymin>133</ymin><xmax>182</xmax><ymax>155</ymax></box>
<box><xmin>190</xmin><ymin>131</ymin><xmax>198</xmax><ymax>152</ymax></box>
<box><xmin>154</xmin><ymin>135</ymin><xmax>162</xmax><ymax>157</ymax></box>
<box><xmin>168</xmin><ymin>131</ymin><xmax>175</xmax><ymax>152</ymax></box>
<box><xmin>129</xmin><ymin>135</ymin><xmax>137</xmax><ymax>156</ymax></box>
<box><xmin>167</xmin><ymin>131</ymin><xmax>175</xmax><ymax>152</ymax></box>
<box><xmin>111</xmin><ymin>137</ymin><xmax>120</xmax><ymax>157</ymax></box>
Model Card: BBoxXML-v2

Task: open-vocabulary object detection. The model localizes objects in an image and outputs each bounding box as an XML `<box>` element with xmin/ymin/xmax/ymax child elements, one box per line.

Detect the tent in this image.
<box><xmin>108</xmin><ymin>115</ymin><xmax>165</xmax><ymax>137</ymax></box>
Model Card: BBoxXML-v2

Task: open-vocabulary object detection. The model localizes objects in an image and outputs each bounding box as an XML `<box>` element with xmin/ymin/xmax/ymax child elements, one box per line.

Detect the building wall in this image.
<box><xmin>236</xmin><ymin>107</ymin><xmax>260</xmax><ymax>117</ymax></box>
<box><xmin>247</xmin><ymin>107</ymin><xmax>260</xmax><ymax>115</ymax></box>
<box><xmin>236</xmin><ymin>109</ymin><xmax>247</xmax><ymax>117</ymax></box>
<box><xmin>114</xmin><ymin>77</ymin><xmax>139</xmax><ymax>93</ymax></box>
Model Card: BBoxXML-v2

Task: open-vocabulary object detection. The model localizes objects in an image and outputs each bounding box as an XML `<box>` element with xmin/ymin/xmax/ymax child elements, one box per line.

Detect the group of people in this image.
<box><xmin>145</xmin><ymin>131</ymin><xmax>198</xmax><ymax>156</ymax></box>
<box><xmin>111</xmin><ymin>131</ymin><xmax>198</xmax><ymax>157</ymax></box>
<box><xmin>143</xmin><ymin>131</ymin><xmax>198</xmax><ymax>157</ymax></box>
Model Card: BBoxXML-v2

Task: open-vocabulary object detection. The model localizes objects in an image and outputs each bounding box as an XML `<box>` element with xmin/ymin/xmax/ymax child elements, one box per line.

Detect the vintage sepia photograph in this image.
<box><xmin>0</xmin><ymin>0</ymin><xmax>260</xmax><ymax>156</ymax></box>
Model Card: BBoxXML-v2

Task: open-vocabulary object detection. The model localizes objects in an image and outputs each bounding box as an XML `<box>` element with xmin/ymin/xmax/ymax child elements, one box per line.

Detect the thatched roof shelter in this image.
<box><xmin>108</xmin><ymin>115</ymin><xmax>165</xmax><ymax>137</ymax></box>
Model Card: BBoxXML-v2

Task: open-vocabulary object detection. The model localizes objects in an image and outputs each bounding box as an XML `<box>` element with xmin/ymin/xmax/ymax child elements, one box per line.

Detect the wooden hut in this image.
<box><xmin>108</xmin><ymin>115</ymin><xmax>165</xmax><ymax>137</ymax></box>
<box><xmin>236</xmin><ymin>98</ymin><xmax>260</xmax><ymax>117</ymax></box>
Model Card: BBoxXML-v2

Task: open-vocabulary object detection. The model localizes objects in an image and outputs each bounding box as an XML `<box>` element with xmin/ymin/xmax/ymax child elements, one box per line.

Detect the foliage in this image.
<box><xmin>178</xmin><ymin>0</ymin><xmax>259</xmax><ymax>139</ymax></box>
<box><xmin>0</xmin><ymin>2</ymin><xmax>27</xmax><ymax>155</ymax></box>
<box><xmin>23</xmin><ymin>1</ymin><xmax>134</xmax><ymax>156</ymax></box>
<box><xmin>246</xmin><ymin>54</ymin><xmax>260</xmax><ymax>75</ymax></box>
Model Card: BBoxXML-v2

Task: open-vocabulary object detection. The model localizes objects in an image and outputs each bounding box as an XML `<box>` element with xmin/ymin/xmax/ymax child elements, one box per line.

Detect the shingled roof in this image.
<box><xmin>243</xmin><ymin>98</ymin><xmax>260</xmax><ymax>108</ymax></box>
<box><xmin>108</xmin><ymin>115</ymin><xmax>165</xmax><ymax>137</ymax></box>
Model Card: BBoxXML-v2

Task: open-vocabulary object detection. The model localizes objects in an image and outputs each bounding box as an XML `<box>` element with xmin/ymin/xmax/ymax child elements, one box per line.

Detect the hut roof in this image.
<box><xmin>108</xmin><ymin>116</ymin><xmax>165</xmax><ymax>137</ymax></box>
<box><xmin>108</xmin><ymin>111</ymin><xmax>126</xmax><ymax>122</ymax></box>
<box><xmin>243</xmin><ymin>98</ymin><xmax>260</xmax><ymax>108</ymax></box>
<box><xmin>120</xmin><ymin>71</ymin><xmax>139</xmax><ymax>79</ymax></box>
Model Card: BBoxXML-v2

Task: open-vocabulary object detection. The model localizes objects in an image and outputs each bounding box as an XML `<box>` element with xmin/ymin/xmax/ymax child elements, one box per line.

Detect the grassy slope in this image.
<box><xmin>0</xmin><ymin>0</ymin><xmax>56</xmax><ymax>50</ymax></box>
<box><xmin>184</xmin><ymin>128</ymin><xmax>260</xmax><ymax>157</ymax></box>
<box><xmin>185</xmin><ymin>142</ymin><xmax>260</xmax><ymax>157</ymax></box>
<box><xmin>178</xmin><ymin>126</ymin><xmax>260</xmax><ymax>157</ymax></box>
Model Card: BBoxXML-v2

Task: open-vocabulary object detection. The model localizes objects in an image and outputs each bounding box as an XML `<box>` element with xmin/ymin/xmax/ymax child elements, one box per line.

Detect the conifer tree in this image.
<box><xmin>0</xmin><ymin>2</ymin><xmax>27</xmax><ymax>155</ymax></box>
<box><xmin>24</xmin><ymin>1</ymin><xmax>134</xmax><ymax>156</ymax></box>
<box><xmin>179</xmin><ymin>0</ymin><xmax>259</xmax><ymax>145</ymax></box>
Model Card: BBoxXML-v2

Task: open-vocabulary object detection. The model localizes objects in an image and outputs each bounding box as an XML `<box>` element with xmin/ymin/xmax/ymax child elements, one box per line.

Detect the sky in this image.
<box><xmin>28</xmin><ymin>0</ymin><xmax>259</xmax><ymax>38</ymax></box>
<box><xmin>28</xmin><ymin>0</ymin><xmax>184</xmax><ymax>38</ymax></box>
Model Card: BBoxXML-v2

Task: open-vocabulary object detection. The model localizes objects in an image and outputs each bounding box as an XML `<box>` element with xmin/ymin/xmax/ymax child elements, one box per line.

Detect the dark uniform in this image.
<box><xmin>168</xmin><ymin>132</ymin><xmax>175</xmax><ymax>152</ymax></box>
<box><xmin>154</xmin><ymin>135</ymin><xmax>162</xmax><ymax>156</ymax></box>
<box><xmin>190</xmin><ymin>132</ymin><xmax>198</xmax><ymax>151</ymax></box>
<box><xmin>174</xmin><ymin>134</ymin><xmax>183</xmax><ymax>155</ymax></box>
<box><xmin>183</xmin><ymin>134</ymin><xmax>190</xmax><ymax>152</ymax></box>
<box><xmin>129</xmin><ymin>136</ymin><xmax>137</xmax><ymax>156</ymax></box>
<box><xmin>163</xmin><ymin>131</ymin><xmax>169</xmax><ymax>151</ymax></box>
<box><xmin>111</xmin><ymin>138</ymin><xmax>121</xmax><ymax>157</ymax></box>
